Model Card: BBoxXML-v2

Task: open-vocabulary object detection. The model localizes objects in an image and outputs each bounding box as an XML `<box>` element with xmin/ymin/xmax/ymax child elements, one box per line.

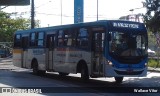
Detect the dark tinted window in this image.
<box><xmin>37</xmin><ymin>32</ymin><xmax>44</xmax><ymax>47</ymax></box>
<box><xmin>14</xmin><ymin>34</ymin><xmax>22</xmax><ymax>47</ymax></box>
<box><xmin>30</xmin><ymin>32</ymin><xmax>36</xmax><ymax>47</ymax></box>
<box><xmin>77</xmin><ymin>28</ymin><xmax>89</xmax><ymax>49</ymax></box>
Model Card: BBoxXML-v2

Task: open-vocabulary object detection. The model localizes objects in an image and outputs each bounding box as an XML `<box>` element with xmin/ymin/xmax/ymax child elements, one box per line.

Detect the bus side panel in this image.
<box><xmin>25</xmin><ymin>49</ymin><xmax>31</xmax><ymax>69</ymax></box>
<box><xmin>28</xmin><ymin>48</ymin><xmax>46</xmax><ymax>70</ymax></box>
<box><xmin>53</xmin><ymin>50</ymin><xmax>70</xmax><ymax>73</ymax></box>
<box><xmin>13</xmin><ymin>49</ymin><xmax>23</xmax><ymax>67</ymax></box>
<box><xmin>53</xmin><ymin>48</ymin><xmax>91</xmax><ymax>74</ymax></box>
<box><xmin>22</xmin><ymin>50</ymin><xmax>28</xmax><ymax>68</ymax></box>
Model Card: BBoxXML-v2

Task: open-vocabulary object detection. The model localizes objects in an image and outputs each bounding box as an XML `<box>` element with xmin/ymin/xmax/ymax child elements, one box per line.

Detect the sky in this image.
<box><xmin>2</xmin><ymin>0</ymin><xmax>146</xmax><ymax>27</ymax></box>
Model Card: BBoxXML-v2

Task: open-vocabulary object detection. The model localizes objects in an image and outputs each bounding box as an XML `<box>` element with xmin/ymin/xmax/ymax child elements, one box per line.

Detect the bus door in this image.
<box><xmin>22</xmin><ymin>36</ymin><xmax>28</xmax><ymax>68</ymax></box>
<box><xmin>47</xmin><ymin>34</ymin><xmax>56</xmax><ymax>70</ymax></box>
<box><xmin>92</xmin><ymin>31</ymin><xmax>104</xmax><ymax>75</ymax></box>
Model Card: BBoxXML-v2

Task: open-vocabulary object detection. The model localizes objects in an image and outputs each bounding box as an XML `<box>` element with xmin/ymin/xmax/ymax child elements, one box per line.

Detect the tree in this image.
<box><xmin>0</xmin><ymin>11</ymin><xmax>40</xmax><ymax>42</ymax></box>
<box><xmin>143</xmin><ymin>0</ymin><xmax>160</xmax><ymax>68</ymax></box>
<box><xmin>143</xmin><ymin>0</ymin><xmax>160</xmax><ymax>33</ymax></box>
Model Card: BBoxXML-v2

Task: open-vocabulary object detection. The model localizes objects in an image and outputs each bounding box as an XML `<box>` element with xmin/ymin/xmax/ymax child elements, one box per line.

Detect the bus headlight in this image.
<box><xmin>108</xmin><ymin>60</ymin><xmax>113</xmax><ymax>66</ymax></box>
<box><xmin>104</xmin><ymin>58</ymin><xmax>113</xmax><ymax>66</ymax></box>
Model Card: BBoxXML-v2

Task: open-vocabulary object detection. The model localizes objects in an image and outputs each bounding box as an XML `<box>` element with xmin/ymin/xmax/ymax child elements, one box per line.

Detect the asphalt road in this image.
<box><xmin>0</xmin><ymin>58</ymin><xmax>160</xmax><ymax>96</ymax></box>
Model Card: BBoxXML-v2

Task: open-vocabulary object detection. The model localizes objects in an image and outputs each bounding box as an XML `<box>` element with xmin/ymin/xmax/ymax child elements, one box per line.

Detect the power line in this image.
<box><xmin>36</xmin><ymin>12</ymin><xmax>108</xmax><ymax>19</ymax></box>
<box><xmin>35</xmin><ymin>0</ymin><xmax>52</xmax><ymax>9</ymax></box>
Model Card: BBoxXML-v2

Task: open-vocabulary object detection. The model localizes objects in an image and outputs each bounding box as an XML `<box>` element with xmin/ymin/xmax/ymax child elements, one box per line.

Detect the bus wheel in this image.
<box><xmin>59</xmin><ymin>72</ymin><xmax>69</xmax><ymax>76</ymax></box>
<box><xmin>114</xmin><ymin>77</ymin><xmax>123</xmax><ymax>84</ymax></box>
<box><xmin>81</xmin><ymin>65</ymin><xmax>89</xmax><ymax>82</ymax></box>
<box><xmin>32</xmin><ymin>61</ymin><xmax>38</xmax><ymax>75</ymax></box>
<box><xmin>38</xmin><ymin>70</ymin><xmax>46</xmax><ymax>75</ymax></box>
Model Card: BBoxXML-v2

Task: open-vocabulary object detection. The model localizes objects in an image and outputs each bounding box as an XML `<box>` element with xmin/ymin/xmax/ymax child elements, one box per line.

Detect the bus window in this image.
<box><xmin>79</xmin><ymin>28</ymin><xmax>88</xmax><ymax>37</ymax></box>
<box><xmin>22</xmin><ymin>36</ymin><xmax>29</xmax><ymax>49</ymax></box>
<box><xmin>58</xmin><ymin>30</ymin><xmax>64</xmax><ymax>46</ymax></box>
<box><xmin>70</xmin><ymin>29</ymin><xmax>77</xmax><ymax>47</ymax></box>
<box><xmin>64</xmin><ymin>30</ymin><xmax>71</xmax><ymax>46</ymax></box>
<box><xmin>93</xmin><ymin>32</ymin><xmax>105</xmax><ymax>52</ymax></box>
<box><xmin>30</xmin><ymin>32</ymin><xmax>36</xmax><ymax>47</ymax></box>
<box><xmin>109</xmin><ymin>31</ymin><xmax>147</xmax><ymax>57</ymax></box>
<box><xmin>77</xmin><ymin>28</ymin><xmax>89</xmax><ymax>49</ymax></box>
<box><xmin>14</xmin><ymin>34</ymin><xmax>22</xmax><ymax>47</ymax></box>
<box><xmin>67</xmin><ymin>29</ymin><xmax>78</xmax><ymax>47</ymax></box>
<box><xmin>37</xmin><ymin>32</ymin><xmax>44</xmax><ymax>47</ymax></box>
<box><xmin>91</xmin><ymin>26</ymin><xmax>105</xmax><ymax>52</ymax></box>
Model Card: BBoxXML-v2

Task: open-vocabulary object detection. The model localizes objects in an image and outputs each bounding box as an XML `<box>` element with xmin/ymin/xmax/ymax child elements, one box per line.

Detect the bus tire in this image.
<box><xmin>38</xmin><ymin>70</ymin><xmax>46</xmax><ymax>75</ymax></box>
<box><xmin>114</xmin><ymin>77</ymin><xmax>123</xmax><ymax>84</ymax></box>
<box><xmin>32</xmin><ymin>61</ymin><xmax>38</xmax><ymax>75</ymax></box>
<box><xmin>81</xmin><ymin>65</ymin><xmax>89</xmax><ymax>82</ymax></box>
<box><xmin>59</xmin><ymin>72</ymin><xmax>69</xmax><ymax>76</ymax></box>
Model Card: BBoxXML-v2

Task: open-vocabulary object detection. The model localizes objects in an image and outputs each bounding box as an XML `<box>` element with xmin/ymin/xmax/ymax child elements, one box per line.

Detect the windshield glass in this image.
<box><xmin>109</xmin><ymin>31</ymin><xmax>147</xmax><ymax>63</ymax></box>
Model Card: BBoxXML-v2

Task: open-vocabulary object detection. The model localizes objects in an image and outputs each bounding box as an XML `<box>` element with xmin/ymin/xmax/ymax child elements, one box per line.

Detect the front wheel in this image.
<box><xmin>38</xmin><ymin>70</ymin><xmax>46</xmax><ymax>75</ymax></box>
<box><xmin>32</xmin><ymin>61</ymin><xmax>46</xmax><ymax>75</ymax></box>
<box><xmin>114</xmin><ymin>77</ymin><xmax>123</xmax><ymax>84</ymax></box>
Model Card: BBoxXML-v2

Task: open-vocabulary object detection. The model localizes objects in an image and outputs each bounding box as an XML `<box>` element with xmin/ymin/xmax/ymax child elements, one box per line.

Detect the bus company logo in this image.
<box><xmin>113</xmin><ymin>22</ymin><xmax>139</xmax><ymax>28</ymax></box>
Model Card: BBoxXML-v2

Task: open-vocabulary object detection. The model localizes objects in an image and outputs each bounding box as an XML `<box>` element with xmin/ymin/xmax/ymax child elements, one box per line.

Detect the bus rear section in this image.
<box><xmin>13</xmin><ymin>34</ymin><xmax>23</xmax><ymax>68</ymax></box>
<box><xmin>13</xmin><ymin>31</ymin><xmax>47</xmax><ymax>74</ymax></box>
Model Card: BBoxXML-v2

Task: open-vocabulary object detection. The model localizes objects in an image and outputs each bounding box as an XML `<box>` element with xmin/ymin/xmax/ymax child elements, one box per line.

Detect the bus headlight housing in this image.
<box><xmin>145</xmin><ymin>63</ymin><xmax>147</xmax><ymax>67</ymax></box>
<box><xmin>103</xmin><ymin>58</ymin><xmax>113</xmax><ymax>66</ymax></box>
<box><xmin>108</xmin><ymin>60</ymin><xmax>113</xmax><ymax>66</ymax></box>
<box><xmin>106</xmin><ymin>60</ymin><xmax>113</xmax><ymax>66</ymax></box>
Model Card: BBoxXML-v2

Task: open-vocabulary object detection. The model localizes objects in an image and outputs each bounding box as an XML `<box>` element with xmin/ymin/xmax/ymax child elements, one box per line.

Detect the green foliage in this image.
<box><xmin>0</xmin><ymin>11</ymin><xmax>40</xmax><ymax>42</ymax></box>
<box><xmin>143</xmin><ymin>0</ymin><xmax>160</xmax><ymax>32</ymax></box>
<box><xmin>148</xmin><ymin>58</ymin><xmax>160</xmax><ymax>68</ymax></box>
<box><xmin>0</xmin><ymin>11</ymin><xmax>32</xmax><ymax>42</ymax></box>
<box><xmin>148</xmin><ymin>31</ymin><xmax>157</xmax><ymax>48</ymax></box>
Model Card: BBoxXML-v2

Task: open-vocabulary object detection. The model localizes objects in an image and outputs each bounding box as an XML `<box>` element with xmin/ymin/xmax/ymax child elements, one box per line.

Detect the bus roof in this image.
<box><xmin>15</xmin><ymin>20</ymin><xmax>146</xmax><ymax>34</ymax></box>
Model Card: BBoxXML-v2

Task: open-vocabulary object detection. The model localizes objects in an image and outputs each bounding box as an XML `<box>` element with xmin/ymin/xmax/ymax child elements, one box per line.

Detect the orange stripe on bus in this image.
<box><xmin>13</xmin><ymin>49</ymin><xmax>22</xmax><ymax>54</ymax></box>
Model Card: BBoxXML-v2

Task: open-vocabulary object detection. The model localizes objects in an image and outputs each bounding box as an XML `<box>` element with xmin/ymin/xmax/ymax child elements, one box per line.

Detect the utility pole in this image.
<box><xmin>61</xmin><ymin>0</ymin><xmax>62</xmax><ymax>25</ymax></box>
<box><xmin>31</xmin><ymin>0</ymin><xmax>35</xmax><ymax>29</ymax></box>
<box><xmin>97</xmin><ymin>0</ymin><xmax>98</xmax><ymax>21</ymax></box>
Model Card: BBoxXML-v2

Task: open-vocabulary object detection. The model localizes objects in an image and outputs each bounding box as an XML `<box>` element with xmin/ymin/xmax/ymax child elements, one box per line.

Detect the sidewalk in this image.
<box><xmin>148</xmin><ymin>67</ymin><xmax>160</xmax><ymax>73</ymax></box>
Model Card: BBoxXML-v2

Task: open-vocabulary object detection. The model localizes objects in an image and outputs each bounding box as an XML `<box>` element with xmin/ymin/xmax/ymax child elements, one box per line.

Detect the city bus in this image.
<box><xmin>13</xmin><ymin>20</ymin><xmax>148</xmax><ymax>83</ymax></box>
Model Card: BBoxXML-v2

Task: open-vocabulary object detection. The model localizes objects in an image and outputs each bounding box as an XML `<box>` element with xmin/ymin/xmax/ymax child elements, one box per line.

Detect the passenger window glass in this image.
<box><xmin>79</xmin><ymin>28</ymin><xmax>88</xmax><ymax>37</ymax></box>
<box><xmin>14</xmin><ymin>34</ymin><xmax>21</xmax><ymax>47</ymax></box>
<box><xmin>30</xmin><ymin>33</ymin><xmax>36</xmax><ymax>47</ymax></box>
<box><xmin>58</xmin><ymin>30</ymin><xmax>64</xmax><ymax>38</ymax></box>
<box><xmin>58</xmin><ymin>30</ymin><xmax>64</xmax><ymax>46</ymax></box>
<box><xmin>77</xmin><ymin>28</ymin><xmax>89</xmax><ymax>49</ymax></box>
<box><xmin>37</xmin><ymin>32</ymin><xmax>44</xmax><ymax>47</ymax></box>
<box><xmin>31</xmin><ymin>33</ymin><xmax>35</xmax><ymax>40</ymax></box>
<box><xmin>38</xmin><ymin>32</ymin><xmax>44</xmax><ymax>39</ymax></box>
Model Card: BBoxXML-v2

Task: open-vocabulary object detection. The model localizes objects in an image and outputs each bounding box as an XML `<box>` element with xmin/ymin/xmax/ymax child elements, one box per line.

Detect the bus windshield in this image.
<box><xmin>109</xmin><ymin>31</ymin><xmax>147</xmax><ymax>64</ymax></box>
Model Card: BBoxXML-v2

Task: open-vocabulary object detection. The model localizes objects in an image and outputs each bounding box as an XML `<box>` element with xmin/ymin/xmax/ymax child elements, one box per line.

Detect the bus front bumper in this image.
<box><xmin>104</xmin><ymin>65</ymin><xmax>147</xmax><ymax>77</ymax></box>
